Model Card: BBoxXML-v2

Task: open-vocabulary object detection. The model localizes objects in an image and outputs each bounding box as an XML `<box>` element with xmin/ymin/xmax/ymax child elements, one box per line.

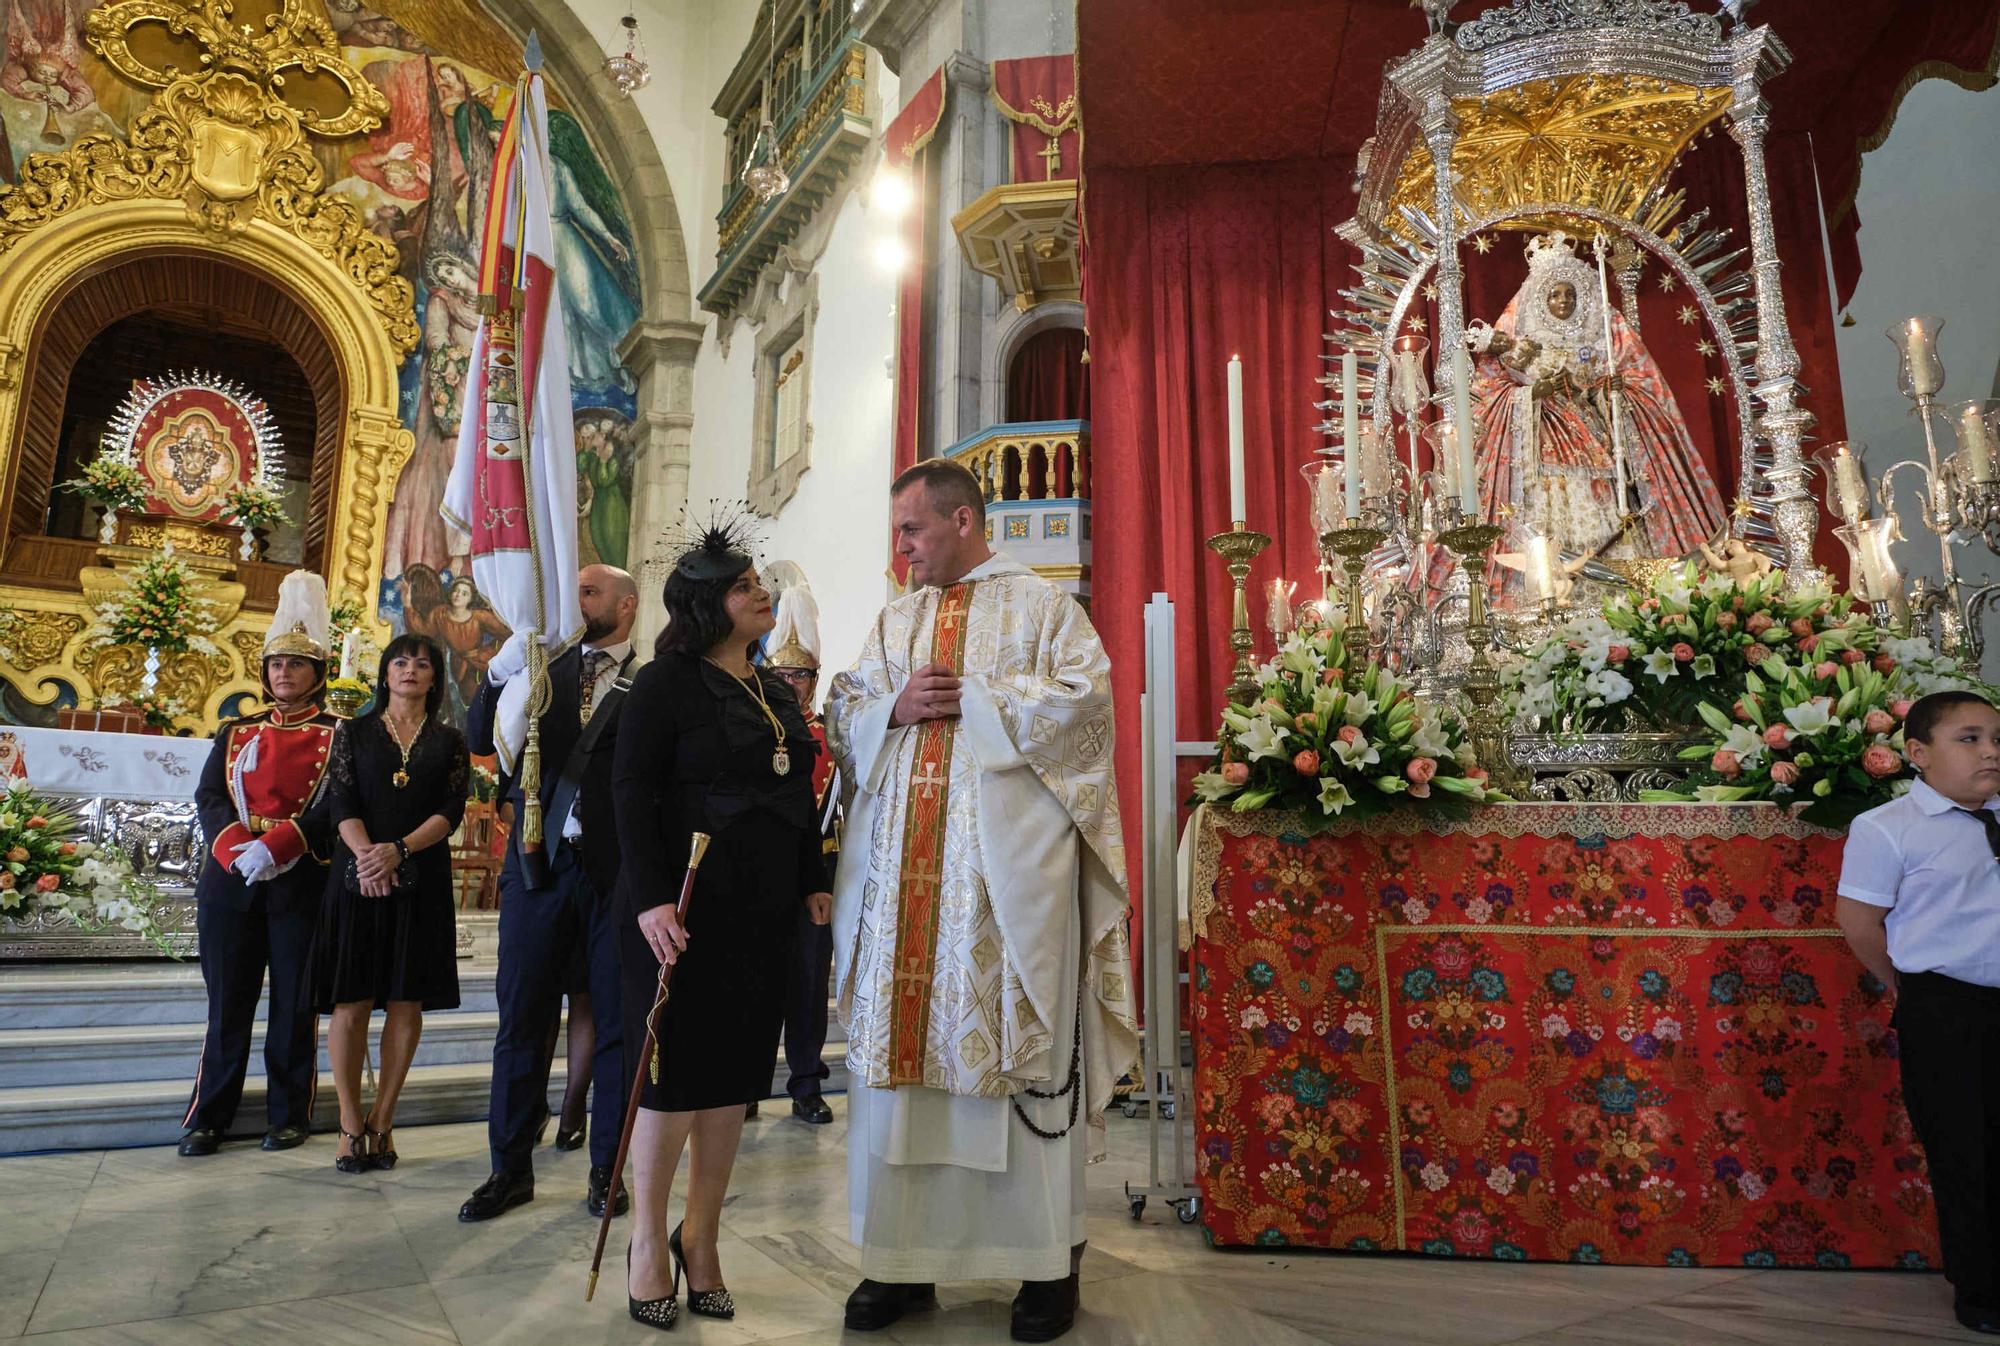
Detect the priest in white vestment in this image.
<box><xmin>826</xmin><ymin>459</ymin><xmax>1137</xmax><ymax>1343</ymax></box>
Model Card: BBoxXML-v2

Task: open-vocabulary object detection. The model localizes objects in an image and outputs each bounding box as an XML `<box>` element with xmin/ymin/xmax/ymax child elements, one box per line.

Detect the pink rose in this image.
<box><xmin>1607</xmin><ymin>644</ymin><xmax>1631</xmax><ymax>664</ymax></box>
<box><xmin>1746</xmin><ymin>612</ymin><xmax>1774</xmax><ymax>635</ymax></box>
<box><xmin>1221</xmin><ymin>762</ymin><xmax>1250</xmax><ymax>786</ymax></box>
<box><xmin>1862</xmin><ymin>744</ymin><xmax>1903</xmax><ymax>778</ymax></box>
<box><xmin>1406</xmin><ymin>757</ymin><xmax>1438</xmax><ymax>785</ymax></box>
<box><xmin>1744</xmin><ymin>643</ymin><xmax>1772</xmax><ymax>665</ymax></box>
<box><xmin>1734</xmin><ymin>697</ymin><xmax>1758</xmax><ymax>722</ymax></box>
<box><xmin>1672</xmin><ymin>642</ymin><xmax>1695</xmax><ymax>662</ymax></box>
<box><xmin>1295</xmin><ymin>712</ymin><xmax>1317</xmax><ymax>732</ymax></box>
<box><xmin>1790</xmin><ymin>617</ymin><xmax>1814</xmax><ymax>638</ymax></box>
<box><xmin>1816</xmin><ymin>603</ymin><xmax>1833</xmax><ymax>617</ymax></box>
<box><xmin>1891</xmin><ymin>699</ymin><xmax>1915</xmax><ymax>719</ymax></box>
<box><xmin>1262</xmin><ymin>699</ymin><xmax>1286</xmax><ymax>715</ymax></box>
<box><xmin>1292</xmin><ymin>750</ymin><xmax>1321</xmax><ymax>776</ymax></box>
<box><xmin>1732</xmin><ymin>595</ymin><xmax>1745</xmax><ymax>611</ymax></box>
<box><xmin>1407</xmin><ymin>781</ymin><xmax>1432</xmax><ymax>799</ymax></box>
<box><xmin>0</xmin><ymin>873</ymin><xmax>13</xmax><ymax>891</ymax></box>
<box><xmin>1813</xmin><ymin>661</ymin><xmax>1838</xmax><ymax>681</ymax></box>
<box><xmin>1465</xmin><ymin>766</ymin><xmax>1489</xmax><ymax>786</ymax></box>
<box><xmin>1712</xmin><ymin>750</ymin><xmax>1742</xmax><ymax>778</ymax></box>
<box><xmin>24</xmin><ymin>815</ymin><xmax>45</xmax><ymax>830</ymax></box>
<box><xmin>1640</xmin><ymin>598</ymin><xmax>1658</xmax><ymax>612</ymax></box>
<box><xmin>35</xmin><ymin>873</ymin><xmax>59</xmax><ymax>892</ymax></box>
<box><xmin>1762</xmin><ymin>724</ymin><xmax>1791</xmax><ymax>749</ymax></box>
<box><xmin>1321</xmin><ymin>667</ymin><xmax>1343</xmax><ymax>685</ymax></box>
<box><xmin>1873</xmin><ymin>654</ymin><xmax>1898</xmax><ymax>674</ymax></box>
<box><xmin>57</xmin><ymin>842</ymin><xmax>75</xmax><ymax>856</ymax></box>
<box><xmin>1770</xmin><ymin>760</ymin><xmax>1801</xmax><ymax>786</ymax></box>
<box><xmin>1798</xmin><ymin>634</ymin><xmax>1820</xmax><ymax>654</ymax></box>
<box><xmin>1840</xmin><ymin>648</ymin><xmax>1865</xmax><ymax>666</ymax></box>
<box><xmin>1337</xmin><ymin>725</ymin><xmax>1362</xmax><ymax>745</ymax></box>
<box><xmin>1863</xmin><ymin>709</ymin><xmax>1896</xmax><ymax>735</ymax></box>
<box><xmin>1715</xmin><ymin>611</ymin><xmax>1738</xmax><ymax>631</ymax></box>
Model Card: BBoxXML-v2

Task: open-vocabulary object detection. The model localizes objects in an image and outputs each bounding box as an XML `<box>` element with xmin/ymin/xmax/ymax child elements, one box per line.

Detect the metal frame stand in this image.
<box><xmin>1123</xmin><ymin>593</ymin><xmax>1207</xmax><ymax>1226</ymax></box>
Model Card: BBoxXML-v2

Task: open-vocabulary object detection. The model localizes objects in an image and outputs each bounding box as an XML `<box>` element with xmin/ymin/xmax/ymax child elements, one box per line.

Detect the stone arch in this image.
<box><xmin>989</xmin><ymin>298</ymin><xmax>1085</xmax><ymax>424</ymax></box>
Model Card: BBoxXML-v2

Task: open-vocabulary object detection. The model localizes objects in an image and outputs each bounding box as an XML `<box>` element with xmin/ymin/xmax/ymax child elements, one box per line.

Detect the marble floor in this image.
<box><xmin>0</xmin><ymin>1101</ymin><xmax>1986</xmax><ymax>1346</ymax></box>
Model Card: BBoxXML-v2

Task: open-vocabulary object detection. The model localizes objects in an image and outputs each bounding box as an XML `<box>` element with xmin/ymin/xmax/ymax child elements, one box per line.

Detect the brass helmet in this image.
<box><xmin>766</xmin><ymin>566</ymin><xmax>820</xmax><ymax>672</ymax></box>
<box><xmin>261</xmin><ymin>571</ymin><xmax>331</xmax><ymax>689</ymax></box>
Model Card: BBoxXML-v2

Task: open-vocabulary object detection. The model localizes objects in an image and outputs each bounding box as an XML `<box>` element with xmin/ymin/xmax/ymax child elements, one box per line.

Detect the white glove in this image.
<box><xmin>233</xmin><ymin>839</ymin><xmax>277</xmax><ymax>884</ymax></box>
<box><xmin>487</xmin><ymin>631</ymin><xmax>529</xmax><ymax>686</ymax></box>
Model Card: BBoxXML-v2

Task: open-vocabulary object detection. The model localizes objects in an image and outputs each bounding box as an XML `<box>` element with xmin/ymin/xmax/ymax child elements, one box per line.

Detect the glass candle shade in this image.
<box><xmin>1833</xmin><ymin>514</ymin><xmax>1905</xmax><ymax>604</ymax></box>
<box><xmin>1422</xmin><ymin>419</ymin><xmax>1466</xmax><ymax>509</ymax></box>
<box><xmin>1389</xmin><ymin>334</ymin><xmax>1431</xmax><ymax>420</ymax></box>
<box><xmin>1266</xmin><ymin>578</ymin><xmax>1298</xmax><ymax>639</ymax></box>
<box><xmin>1814</xmin><ymin>440</ymin><xmax>1872</xmax><ymax>528</ymax></box>
<box><xmin>1951</xmin><ymin>398</ymin><xmax>1999</xmax><ymax>485</ymax></box>
<box><xmin>1886</xmin><ymin>315</ymin><xmax>1946</xmax><ymax>400</ymax></box>
<box><xmin>1300</xmin><ymin>458</ymin><xmax>1345</xmax><ymax>536</ymax></box>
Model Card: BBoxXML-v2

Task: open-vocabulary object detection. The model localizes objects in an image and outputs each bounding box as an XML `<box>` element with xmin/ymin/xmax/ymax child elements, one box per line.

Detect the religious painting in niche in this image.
<box><xmin>0</xmin><ymin>0</ymin><xmax>645</xmax><ymax>703</ymax></box>
<box><xmin>399</xmin><ymin>564</ymin><xmax>509</xmax><ymax>723</ymax></box>
<box><xmin>102</xmin><ymin>372</ymin><xmax>276</xmax><ymax>522</ymax></box>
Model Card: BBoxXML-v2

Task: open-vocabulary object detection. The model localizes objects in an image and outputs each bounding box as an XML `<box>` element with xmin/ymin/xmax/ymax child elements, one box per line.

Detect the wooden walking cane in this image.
<box><xmin>586</xmin><ymin>830</ymin><xmax>711</xmax><ymax>1302</ymax></box>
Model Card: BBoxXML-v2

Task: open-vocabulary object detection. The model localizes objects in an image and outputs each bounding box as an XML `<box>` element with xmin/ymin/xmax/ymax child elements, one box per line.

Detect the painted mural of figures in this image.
<box><xmin>1</xmin><ymin>0</ymin><xmax>93</xmax><ymax>150</ymax></box>
<box><xmin>382</xmin><ymin>249</ymin><xmax>480</xmax><ymax>575</ymax></box>
<box><xmin>324</xmin><ymin>0</ymin><xmax>423</xmax><ymax>52</ymax></box>
<box><xmin>574</xmin><ymin>411</ymin><xmax>632</xmax><ymax>569</ymax></box>
<box><xmin>400</xmin><ymin>566</ymin><xmax>511</xmax><ymax>717</ymax></box>
<box><xmin>547</xmin><ymin>110</ymin><xmax>640</xmax><ymax>400</ymax></box>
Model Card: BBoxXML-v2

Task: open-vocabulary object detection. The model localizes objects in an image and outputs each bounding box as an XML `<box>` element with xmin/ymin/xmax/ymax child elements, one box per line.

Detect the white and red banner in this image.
<box><xmin>440</xmin><ymin>68</ymin><xmax>582</xmax><ymax>769</ymax></box>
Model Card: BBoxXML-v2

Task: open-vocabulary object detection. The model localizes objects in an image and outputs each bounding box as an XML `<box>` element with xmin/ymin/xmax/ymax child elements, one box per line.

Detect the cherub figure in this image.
<box><xmin>1698</xmin><ymin>535</ymin><xmax>1775</xmax><ymax>586</ymax></box>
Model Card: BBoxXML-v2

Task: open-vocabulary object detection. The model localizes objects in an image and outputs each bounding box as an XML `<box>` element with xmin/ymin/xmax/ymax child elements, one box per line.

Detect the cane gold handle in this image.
<box><xmin>688</xmin><ymin>831</ymin><xmax>711</xmax><ymax>870</ymax></box>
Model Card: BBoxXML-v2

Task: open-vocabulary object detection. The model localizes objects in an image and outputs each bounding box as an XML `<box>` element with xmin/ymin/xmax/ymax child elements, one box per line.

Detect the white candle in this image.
<box><xmin>1905</xmin><ymin>318</ymin><xmax>1942</xmax><ymax>397</ymax></box>
<box><xmin>1596</xmin><ymin>239</ymin><xmax>1630</xmax><ymax>509</ymax></box>
<box><xmin>1227</xmin><ymin>355</ymin><xmax>1246</xmax><ymax>524</ymax></box>
<box><xmin>339</xmin><ymin>628</ymin><xmax>361</xmax><ymax>682</ymax></box>
<box><xmin>1525</xmin><ymin>533</ymin><xmax>1556</xmax><ymax>607</ymax></box>
<box><xmin>1451</xmin><ymin>343</ymin><xmax>1476</xmax><ymax>509</ymax></box>
<box><xmin>1341</xmin><ymin>351</ymin><xmax>1361</xmax><ymax>517</ymax></box>
<box><xmin>1312</xmin><ymin>462</ymin><xmax>1340</xmax><ymax>533</ymax></box>
<box><xmin>1830</xmin><ymin>444</ymin><xmax>1868</xmax><ymax>526</ymax></box>
<box><xmin>1960</xmin><ymin>403</ymin><xmax>1996</xmax><ymax>484</ymax></box>
<box><xmin>1434</xmin><ymin>422</ymin><xmax>1461</xmax><ymax>502</ymax></box>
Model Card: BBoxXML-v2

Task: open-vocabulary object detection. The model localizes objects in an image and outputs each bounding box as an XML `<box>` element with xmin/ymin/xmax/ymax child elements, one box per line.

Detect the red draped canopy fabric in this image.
<box><xmin>1005</xmin><ymin>326</ymin><xmax>1089</xmax><ymax>422</ymax></box>
<box><xmin>990</xmin><ymin>56</ymin><xmax>1080</xmax><ymax>184</ymax></box>
<box><xmin>887</xmin><ymin>68</ymin><xmax>945</xmax><ymax>493</ymax></box>
<box><xmin>1079</xmin><ymin>3</ymin><xmax>2000</xmax><ymax>915</ymax></box>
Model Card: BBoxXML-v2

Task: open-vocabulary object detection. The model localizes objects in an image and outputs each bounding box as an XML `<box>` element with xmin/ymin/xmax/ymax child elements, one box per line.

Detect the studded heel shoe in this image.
<box><xmin>627</xmin><ymin>1242</ymin><xmax>679</xmax><ymax>1331</ymax></box>
<box><xmin>333</xmin><ymin>1127</ymin><xmax>368</xmax><ymax>1175</ymax></box>
<box><xmin>669</xmin><ymin>1222</ymin><xmax>735</xmax><ymax>1320</ymax></box>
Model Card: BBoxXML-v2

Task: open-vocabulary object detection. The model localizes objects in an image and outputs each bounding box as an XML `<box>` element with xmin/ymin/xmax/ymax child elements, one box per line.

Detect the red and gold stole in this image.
<box><xmin>886</xmin><ymin>581</ymin><xmax>973</xmax><ymax>1086</ymax></box>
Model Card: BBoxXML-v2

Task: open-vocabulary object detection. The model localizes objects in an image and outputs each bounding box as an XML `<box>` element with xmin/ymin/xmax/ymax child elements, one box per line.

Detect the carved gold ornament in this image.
<box><xmin>1</xmin><ymin>0</ymin><xmax>415</xmax><ymax>355</ymax></box>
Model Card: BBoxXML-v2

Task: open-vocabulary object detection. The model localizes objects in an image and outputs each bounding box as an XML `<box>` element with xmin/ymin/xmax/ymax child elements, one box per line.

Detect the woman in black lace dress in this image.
<box><xmin>614</xmin><ymin>522</ymin><xmax>832</xmax><ymax>1329</ymax></box>
<box><xmin>312</xmin><ymin>633</ymin><xmax>468</xmax><ymax>1173</ymax></box>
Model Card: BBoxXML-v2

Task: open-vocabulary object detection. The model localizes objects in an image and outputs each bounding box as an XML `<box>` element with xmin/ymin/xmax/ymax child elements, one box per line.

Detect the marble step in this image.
<box><xmin>0</xmin><ymin>963</ymin><xmax>502</xmax><ymax>1028</ymax></box>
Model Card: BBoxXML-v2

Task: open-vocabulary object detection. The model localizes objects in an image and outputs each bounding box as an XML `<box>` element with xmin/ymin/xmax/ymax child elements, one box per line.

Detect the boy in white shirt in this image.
<box><xmin>1838</xmin><ymin>690</ymin><xmax>2000</xmax><ymax>1336</ymax></box>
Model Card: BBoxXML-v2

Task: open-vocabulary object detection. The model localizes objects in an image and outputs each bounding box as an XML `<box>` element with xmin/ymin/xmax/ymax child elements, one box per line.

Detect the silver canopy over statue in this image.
<box><xmin>1464</xmin><ymin>231</ymin><xmax>1728</xmax><ymax>604</ymax></box>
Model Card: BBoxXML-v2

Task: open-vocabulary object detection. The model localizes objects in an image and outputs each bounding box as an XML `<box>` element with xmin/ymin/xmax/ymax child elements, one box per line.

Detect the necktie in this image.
<box><xmin>579</xmin><ymin>649</ymin><xmax>611</xmax><ymax>725</ymax></box>
<box><xmin>1953</xmin><ymin>806</ymin><xmax>2000</xmax><ymax>863</ymax></box>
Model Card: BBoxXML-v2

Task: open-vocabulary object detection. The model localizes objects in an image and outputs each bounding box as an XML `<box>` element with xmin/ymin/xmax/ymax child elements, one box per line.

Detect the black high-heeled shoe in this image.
<box><xmin>334</xmin><ymin>1126</ymin><xmax>368</xmax><ymax>1175</ymax></box>
<box><xmin>669</xmin><ymin>1222</ymin><xmax>735</xmax><ymax>1320</ymax></box>
<box><xmin>627</xmin><ymin>1242</ymin><xmax>679</xmax><ymax>1330</ymax></box>
<box><xmin>366</xmin><ymin>1124</ymin><xmax>397</xmax><ymax>1171</ymax></box>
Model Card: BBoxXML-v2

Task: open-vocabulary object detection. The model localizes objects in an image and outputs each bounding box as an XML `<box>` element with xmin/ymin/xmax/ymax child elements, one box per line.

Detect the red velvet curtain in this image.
<box><xmin>887</xmin><ymin>69</ymin><xmax>945</xmax><ymax>487</ymax></box>
<box><xmin>1006</xmin><ymin>327</ymin><xmax>1089</xmax><ymax>422</ymax></box>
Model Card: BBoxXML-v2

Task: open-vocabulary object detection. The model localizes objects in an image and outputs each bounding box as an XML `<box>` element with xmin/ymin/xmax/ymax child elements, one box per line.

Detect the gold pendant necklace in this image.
<box><xmin>384</xmin><ymin>712</ymin><xmax>424</xmax><ymax>788</ymax></box>
<box><xmin>705</xmin><ymin>657</ymin><xmax>790</xmax><ymax>776</ymax></box>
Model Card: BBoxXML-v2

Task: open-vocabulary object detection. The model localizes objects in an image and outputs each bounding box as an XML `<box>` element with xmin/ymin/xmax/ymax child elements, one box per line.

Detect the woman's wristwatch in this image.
<box><xmin>394</xmin><ymin>838</ymin><xmax>411</xmax><ymax>861</ymax></box>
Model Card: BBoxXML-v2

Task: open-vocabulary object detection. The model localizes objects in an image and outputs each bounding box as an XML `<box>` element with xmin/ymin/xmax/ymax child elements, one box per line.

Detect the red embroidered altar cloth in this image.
<box><xmin>1187</xmin><ymin>803</ymin><xmax>1937</xmax><ymax>1269</ymax></box>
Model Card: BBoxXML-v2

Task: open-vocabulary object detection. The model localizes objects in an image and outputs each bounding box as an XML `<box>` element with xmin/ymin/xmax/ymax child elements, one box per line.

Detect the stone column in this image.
<box><xmin>618</xmin><ymin>317</ymin><xmax>704</xmax><ymax>649</ymax></box>
<box><xmin>1728</xmin><ymin>87</ymin><xmax>1820</xmax><ymax>582</ymax></box>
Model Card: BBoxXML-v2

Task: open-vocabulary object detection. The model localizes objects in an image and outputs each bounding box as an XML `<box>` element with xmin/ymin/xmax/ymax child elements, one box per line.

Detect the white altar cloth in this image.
<box><xmin>5</xmin><ymin>725</ymin><xmax>205</xmax><ymax>802</ymax></box>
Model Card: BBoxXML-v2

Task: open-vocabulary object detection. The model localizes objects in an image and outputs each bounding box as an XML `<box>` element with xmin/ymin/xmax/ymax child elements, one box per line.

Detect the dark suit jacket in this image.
<box><xmin>466</xmin><ymin>644</ymin><xmax>630</xmax><ymax>895</ymax></box>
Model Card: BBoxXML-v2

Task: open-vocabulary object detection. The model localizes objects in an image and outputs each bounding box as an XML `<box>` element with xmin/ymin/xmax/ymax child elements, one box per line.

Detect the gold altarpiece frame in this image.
<box><xmin>0</xmin><ymin>0</ymin><xmax>419</xmax><ymax>725</ymax></box>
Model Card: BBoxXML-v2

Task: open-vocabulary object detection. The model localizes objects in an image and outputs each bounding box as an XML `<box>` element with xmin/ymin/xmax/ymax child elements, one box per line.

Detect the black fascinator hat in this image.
<box><xmin>667</xmin><ymin>500</ymin><xmax>762</xmax><ymax>581</ymax></box>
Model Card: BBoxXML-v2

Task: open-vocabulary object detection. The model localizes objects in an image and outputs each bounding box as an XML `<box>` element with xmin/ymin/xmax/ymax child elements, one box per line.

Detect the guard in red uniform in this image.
<box><xmin>180</xmin><ymin>571</ymin><xmax>340</xmax><ymax>1156</ymax></box>
<box><xmin>766</xmin><ymin>575</ymin><xmax>842</xmax><ymax>1124</ymax></box>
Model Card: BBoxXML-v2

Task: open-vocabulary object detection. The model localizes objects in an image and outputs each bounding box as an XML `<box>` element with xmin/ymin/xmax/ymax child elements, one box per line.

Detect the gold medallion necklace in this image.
<box><xmin>384</xmin><ymin>711</ymin><xmax>425</xmax><ymax>788</ymax></box>
<box><xmin>705</xmin><ymin>657</ymin><xmax>790</xmax><ymax>776</ymax></box>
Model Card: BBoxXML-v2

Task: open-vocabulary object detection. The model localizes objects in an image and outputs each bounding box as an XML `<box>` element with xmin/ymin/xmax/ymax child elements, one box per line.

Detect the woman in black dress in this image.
<box><xmin>615</xmin><ymin>524</ymin><xmax>832</xmax><ymax>1330</ymax></box>
<box><xmin>313</xmin><ymin>633</ymin><xmax>468</xmax><ymax>1173</ymax></box>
